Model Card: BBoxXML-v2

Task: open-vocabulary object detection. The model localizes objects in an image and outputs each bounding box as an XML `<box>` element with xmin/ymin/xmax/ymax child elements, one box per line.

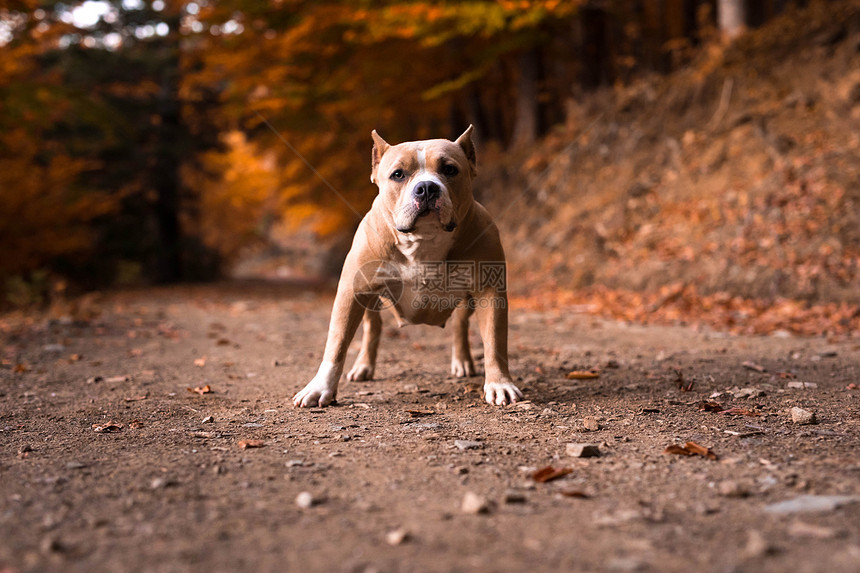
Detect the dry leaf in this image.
<box><xmin>14</xmin><ymin>363</ymin><xmax>31</xmax><ymax>373</ymax></box>
<box><xmin>187</xmin><ymin>385</ymin><xmax>213</xmax><ymax>395</ymax></box>
<box><xmin>193</xmin><ymin>356</ymin><xmax>207</xmax><ymax>367</ymax></box>
<box><xmin>238</xmin><ymin>439</ymin><xmax>264</xmax><ymax>449</ymax></box>
<box><xmin>742</xmin><ymin>361</ymin><xmax>766</xmax><ymax>373</ymax></box>
<box><xmin>566</xmin><ymin>370</ymin><xmax>600</xmax><ymax>380</ymax></box>
<box><xmin>93</xmin><ymin>421</ymin><xmax>124</xmax><ymax>433</ymax></box>
<box><xmin>128</xmin><ymin>419</ymin><xmax>144</xmax><ymax>429</ymax></box>
<box><xmin>721</xmin><ymin>407</ymin><xmax>762</xmax><ymax>417</ymax></box>
<box><xmin>216</xmin><ymin>338</ymin><xmax>231</xmax><ymax>346</ymax></box>
<box><xmin>699</xmin><ymin>400</ymin><xmax>725</xmax><ymax>412</ymax></box>
<box><xmin>406</xmin><ymin>410</ymin><xmax>434</xmax><ymax>417</ymax></box>
<box><xmin>559</xmin><ymin>490</ymin><xmax>590</xmax><ymax>498</ymax></box>
<box><xmin>531</xmin><ymin>466</ymin><xmax>573</xmax><ymax>483</ymax></box>
<box><xmin>663</xmin><ymin>441</ymin><xmax>718</xmax><ymax>460</ymax></box>
<box><xmin>104</xmin><ymin>375</ymin><xmax>131</xmax><ymax>383</ymax></box>
<box><xmin>68</xmin><ymin>354</ymin><xmax>82</xmax><ymax>362</ymax></box>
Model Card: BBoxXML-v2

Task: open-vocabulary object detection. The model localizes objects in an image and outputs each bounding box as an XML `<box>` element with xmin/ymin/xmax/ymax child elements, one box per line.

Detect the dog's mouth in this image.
<box><xmin>395</xmin><ymin>194</ymin><xmax>456</xmax><ymax>234</ymax></box>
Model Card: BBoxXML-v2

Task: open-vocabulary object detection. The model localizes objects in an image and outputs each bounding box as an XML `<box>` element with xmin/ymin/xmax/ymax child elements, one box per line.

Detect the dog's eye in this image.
<box><xmin>390</xmin><ymin>169</ymin><xmax>405</xmax><ymax>181</ymax></box>
<box><xmin>441</xmin><ymin>164</ymin><xmax>459</xmax><ymax>177</ymax></box>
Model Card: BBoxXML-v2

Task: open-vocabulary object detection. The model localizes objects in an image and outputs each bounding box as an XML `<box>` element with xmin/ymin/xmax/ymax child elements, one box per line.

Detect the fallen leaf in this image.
<box><xmin>216</xmin><ymin>338</ymin><xmax>231</xmax><ymax>346</ymax></box>
<box><xmin>847</xmin><ymin>383</ymin><xmax>858</xmax><ymax>390</ymax></box>
<box><xmin>93</xmin><ymin>421</ymin><xmax>124</xmax><ymax>433</ymax></box>
<box><xmin>104</xmin><ymin>375</ymin><xmax>131</xmax><ymax>383</ymax></box>
<box><xmin>128</xmin><ymin>419</ymin><xmax>144</xmax><ymax>429</ymax></box>
<box><xmin>566</xmin><ymin>370</ymin><xmax>600</xmax><ymax>380</ymax></box>
<box><xmin>406</xmin><ymin>410</ymin><xmax>434</xmax><ymax>417</ymax></box>
<box><xmin>238</xmin><ymin>439</ymin><xmax>264</xmax><ymax>449</ymax></box>
<box><xmin>193</xmin><ymin>357</ymin><xmax>207</xmax><ymax>367</ymax></box>
<box><xmin>699</xmin><ymin>400</ymin><xmax>725</xmax><ymax>412</ymax></box>
<box><xmin>721</xmin><ymin>407</ymin><xmax>762</xmax><ymax>417</ymax></box>
<box><xmin>531</xmin><ymin>466</ymin><xmax>573</xmax><ymax>483</ymax></box>
<box><xmin>14</xmin><ymin>363</ymin><xmax>30</xmax><ymax>373</ymax></box>
<box><xmin>559</xmin><ymin>490</ymin><xmax>590</xmax><ymax>498</ymax></box>
<box><xmin>128</xmin><ymin>348</ymin><xmax>143</xmax><ymax>357</ymax></box>
<box><xmin>776</xmin><ymin>371</ymin><xmax>796</xmax><ymax>379</ymax></box>
<box><xmin>742</xmin><ymin>361</ymin><xmax>767</xmax><ymax>373</ymax></box>
<box><xmin>187</xmin><ymin>385</ymin><xmax>213</xmax><ymax>395</ymax></box>
<box><xmin>663</xmin><ymin>441</ymin><xmax>718</xmax><ymax>460</ymax></box>
<box><xmin>68</xmin><ymin>354</ymin><xmax>82</xmax><ymax>362</ymax></box>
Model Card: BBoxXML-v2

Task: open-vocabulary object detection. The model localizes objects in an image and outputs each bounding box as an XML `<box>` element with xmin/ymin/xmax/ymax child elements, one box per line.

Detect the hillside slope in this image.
<box><xmin>483</xmin><ymin>1</ymin><xmax>860</xmax><ymax>334</ymax></box>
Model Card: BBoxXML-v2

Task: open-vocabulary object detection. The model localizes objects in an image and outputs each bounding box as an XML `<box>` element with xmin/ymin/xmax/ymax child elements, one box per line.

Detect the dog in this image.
<box><xmin>293</xmin><ymin>126</ymin><xmax>523</xmax><ymax>407</ymax></box>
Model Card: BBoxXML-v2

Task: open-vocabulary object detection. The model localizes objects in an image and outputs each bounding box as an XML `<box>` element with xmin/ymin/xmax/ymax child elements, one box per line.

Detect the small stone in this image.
<box><xmin>242</xmin><ymin>422</ymin><xmax>263</xmax><ymax>428</ymax></box>
<box><xmin>717</xmin><ymin>480</ymin><xmax>750</xmax><ymax>498</ymax></box>
<box><xmin>787</xmin><ymin>520</ymin><xmax>838</xmax><ymax>539</ymax></box>
<box><xmin>787</xmin><ymin>381</ymin><xmax>817</xmax><ymax>389</ymax></box>
<box><xmin>582</xmin><ymin>416</ymin><xmax>600</xmax><ymax>431</ymax></box>
<box><xmin>385</xmin><ymin>528</ymin><xmax>409</xmax><ymax>546</ymax></box>
<box><xmin>566</xmin><ymin>443</ymin><xmax>601</xmax><ymax>458</ymax></box>
<box><xmin>454</xmin><ymin>440</ymin><xmax>483</xmax><ymax>451</ymax></box>
<box><xmin>743</xmin><ymin>530</ymin><xmax>772</xmax><ymax>558</ymax></box>
<box><xmin>503</xmin><ymin>490</ymin><xmax>527</xmax><ymax>504</ymax></box>
<box><xmin>461</xmin><ymin>492</ymin><xmax>489</xmax><ymax>514</ymax></box>
<box><xmin>790</xmin><ymin>407</ymin><xmax>816</xmax><ymax>425</ymax></box>
<box><xmin>285</xmin><ymin>460</ymin><xmax>305</xmax><ymax>468</ymax></box>
<box><xmin>202</xmin><ymin>416</ymin><xmax>214</xmax><ymax>423</ymax></box>
<box><xmin>150</xmin><ymin>477</ymin><xmax>176</xmax><ymax>489</ymax></box>
<box><xmin>295</xmin><ymin>491</ymin><xmax>316</xmax><ymax>509</ymax></box>
<box><xmin>765</xmin><ymin>495</ymin><xmax>860</xmax><ymax>514</ymax></box>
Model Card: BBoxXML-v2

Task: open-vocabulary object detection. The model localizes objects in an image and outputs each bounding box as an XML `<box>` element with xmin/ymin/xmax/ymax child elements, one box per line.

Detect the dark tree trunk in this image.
<box><xmin>152</xmin><ymin>15</ymin><xmax>183</xmax><ymax>283</ymax></box>
<box><xmin>511</xmin><ymin>50</ymin><xmax>540</xmax><ymax>149</ymax></box>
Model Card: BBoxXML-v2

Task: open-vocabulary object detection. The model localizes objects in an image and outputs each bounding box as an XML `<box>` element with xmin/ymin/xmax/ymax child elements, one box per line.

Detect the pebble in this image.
<box><xmin>743</xmin><ymin>530</ymin><xmax>772</xmax><ymax>558</ymax></box>
<box><xmin>764</xmin><ymin>494</ymin><xmax>860</xmax><ymax>514</ymax></box>
<box><xmin>454</xmin><ymin>440</ymin><xmax>483</xmax><ymax>451</ymax></box>
<box><xmin>385</xmin><ymin>528</ymin><xmax>409</xmax><ymax>546</ymax></box>
<box><xmin>295</xmin><ymin>491</ymin><xmax>316</xmax><ymax>509</ymax></box>
<box><xmin>285</xmin><ymin>460</ymin><xmax>305</xmax><ymax>467</ymax></box>
<box><xmin>242</xmin><ymin>422</ymin><xmax>264</xmax><ymax>428</ymax></box>
<box><xmin>582</xmin><ymin>416</ymin><xmax>600</xmax><ymax>431</ymax></box>
<box><xmin>566</xmin><ymin>443</ymin><xmax>601</xmax><ymax>458</ymax></box>
<box><xmin>787</xmin><ymin>520</ymin><xmax>838</xmax><ymax>539</ymax></box>
<box><xmin>787</xmin><ymin>381</ymin><xmax>817</xmax><ymax>389</ymax></box>
<box><xmin>717</xmin><ymin>480</ymin><xmax>750</xmax><ymax>498</ymax></box>
<box><xmin>461</xmin><ymin>492</ymin><xmax>489</xmax><ymax>514</ymax></box>
<box><xmin>202</xmin><ymin>416</ymin><xmax>214</xmax><ymax>423</ymax></box>
<box><xmin>790</xmin><ymin>407</ymin><xmax>816</xmax><ymax>425</ymax></box>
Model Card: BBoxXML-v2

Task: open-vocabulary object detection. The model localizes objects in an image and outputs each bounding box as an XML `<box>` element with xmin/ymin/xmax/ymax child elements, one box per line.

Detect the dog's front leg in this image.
<box><xmin>475</xmin><ymin>291</ymin><xmax>522</xmax><ymax>406</ymax></box>
<box><xmin>293</xmin><ymin>286</ymin><xmax>367</xmax><ymax>407</ymax></box>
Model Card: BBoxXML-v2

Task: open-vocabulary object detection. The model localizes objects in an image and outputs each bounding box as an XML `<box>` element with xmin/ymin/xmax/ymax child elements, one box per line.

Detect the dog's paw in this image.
<box><xmin>483</xmin><ymin>380</ymin><xmax>523</xmax><ymax>406</ymax></box>
<box><xmin>346</xmin><ymin>363</ymin><xmax>374</xmax><ymax>381</ymax></box>
<box><xmin>293</xmin><ymin>383</ymin><xmax>336</xmax><ymax>408</ymax></box>
<box><xmin>293</xmin><ymin>362</ymin><xmax>340</xmax><ymax>408</ymax></box>
<box><xmin>451</xmin><ymin>356</ymin><xmax>477</xmax><ymax>378</ymax></box>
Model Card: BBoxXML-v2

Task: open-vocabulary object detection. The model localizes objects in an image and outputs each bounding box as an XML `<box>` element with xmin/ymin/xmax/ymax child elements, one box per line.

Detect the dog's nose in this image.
<box><xmin>413</xmin><ymin>181</ymin><xmax>440</xmax><ymax>201</ymax></box>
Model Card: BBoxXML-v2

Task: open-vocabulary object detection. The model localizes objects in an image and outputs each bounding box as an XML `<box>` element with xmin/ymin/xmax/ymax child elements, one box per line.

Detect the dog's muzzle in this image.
<box><xmin>412</xmin><ymin>181</ymin><xmax>441</xmax><ymax>216</ymax></box>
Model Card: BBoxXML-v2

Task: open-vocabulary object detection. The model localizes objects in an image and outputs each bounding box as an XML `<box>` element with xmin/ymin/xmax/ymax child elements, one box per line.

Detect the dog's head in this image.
<box><xmin>370</xmin><ymin>126</ymin><xmax>477</xmax><ymax>234</ymax></box>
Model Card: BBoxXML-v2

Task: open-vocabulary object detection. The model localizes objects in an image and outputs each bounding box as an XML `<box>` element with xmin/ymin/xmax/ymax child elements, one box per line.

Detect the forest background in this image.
<box><xmin>2</xmin><ymin>0</ymin><xmax>859</xmax><ymax>335</ymax></box>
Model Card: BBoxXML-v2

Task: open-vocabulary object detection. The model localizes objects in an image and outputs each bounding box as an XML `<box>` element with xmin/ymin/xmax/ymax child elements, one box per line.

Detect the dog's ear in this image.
<box><xmin>370</xmin><ymin>130</ymin><xmax>391</xmax><ymax>184</ymax></box>
<box><xmin>454</xmin><ymin>125</ymin><xmax>477</xmax><ymax>177</ymax></box>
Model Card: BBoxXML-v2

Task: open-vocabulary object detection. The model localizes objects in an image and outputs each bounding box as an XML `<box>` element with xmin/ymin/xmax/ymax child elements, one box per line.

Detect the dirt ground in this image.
<box><xmin>1</xmin><ymin>282</ymin><xmax>859</xmax><ymax>573</ymax></box>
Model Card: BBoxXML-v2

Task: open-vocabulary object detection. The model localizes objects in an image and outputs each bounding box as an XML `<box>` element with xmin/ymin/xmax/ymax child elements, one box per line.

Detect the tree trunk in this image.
<box><xmin>152</xmin><ymin>14</ymin><xmax>183</xmax><ymax>283</ymax></box>
<box><xmin>511</xmin><ymin>50</ymin><xmax>539</xmax><ymax>149</ymax></box>
<box><xmin>718</xmin><ymin>0</ymin><xmax>746</xmax><ymax>40</ymax></box>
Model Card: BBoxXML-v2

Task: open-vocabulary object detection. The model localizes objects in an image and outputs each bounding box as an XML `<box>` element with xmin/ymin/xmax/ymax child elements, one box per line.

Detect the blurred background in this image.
<box><xmin>1</xmin><ymin>0</ymin><xmax>859</xmax><ymax>333</ymax></box>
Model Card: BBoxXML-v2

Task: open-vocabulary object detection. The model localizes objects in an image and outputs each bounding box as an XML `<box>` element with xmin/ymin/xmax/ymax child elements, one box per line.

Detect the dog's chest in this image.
<box><xmin>388</xmin><ymin>219</ymin><xmax>464</xmax><ymax>327</ymax></box>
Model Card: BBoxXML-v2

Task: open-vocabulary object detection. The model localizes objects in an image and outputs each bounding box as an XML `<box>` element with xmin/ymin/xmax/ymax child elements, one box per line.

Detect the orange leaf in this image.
<box><xmin>531</xmin><ymin>466</ymin><xmax>573</xmax><ymax>483</ymax></box>
<box><xmin>238</xmin><ymin>439</ymin><xmax>264</xmax><ymax>449</ymax></box>
<box><xmin>566</xmin><ymin>370</ymin><xmax>600</xmax><ymax>380</ymax></box>
<box><xmin>187</xmin><ymin>385</ymin><xmax>213</xmax><ymax>395</ymax></box>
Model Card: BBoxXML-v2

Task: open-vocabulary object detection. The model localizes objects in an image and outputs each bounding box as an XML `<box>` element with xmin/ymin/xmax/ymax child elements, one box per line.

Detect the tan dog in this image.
<box><xmin>293</xmin><ymin>126</ymin><xmax>522</xmax><ymax>407</ymax></box>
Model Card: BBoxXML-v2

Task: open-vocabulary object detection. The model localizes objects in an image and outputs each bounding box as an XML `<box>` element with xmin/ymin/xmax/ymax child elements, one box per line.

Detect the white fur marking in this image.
<box><xmin>417</xmin><ymin>147</ymin><xmax>426</xmax><ymax>171</ymax></box>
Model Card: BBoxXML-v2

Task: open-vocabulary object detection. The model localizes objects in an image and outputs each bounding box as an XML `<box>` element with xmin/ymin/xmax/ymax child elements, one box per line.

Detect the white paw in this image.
<box><xmin>346</xmin><ymin>363</ymin><xmax>374</xmax><ymax>381</ymax></box>
<box><xmin>483</xmin><ymin>380</ymin><xmax>523</xmax><ymax>406</ymax></box>
<box><xmin>293</xmin><ymin>361</ymin><xmax>341</xmax><ymax>408</ymax></box>
<box><xmin>451</xmin><ymin>356</ymin><xmax>477</xmax><ymax>378</ymax></box>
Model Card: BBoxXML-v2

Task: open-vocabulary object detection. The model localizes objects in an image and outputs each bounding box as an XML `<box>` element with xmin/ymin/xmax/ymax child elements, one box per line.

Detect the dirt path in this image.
<box><xmin>1</xmin><ymin>283</ymin><xmax>859</xmax><ymax>572</ymax></box>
